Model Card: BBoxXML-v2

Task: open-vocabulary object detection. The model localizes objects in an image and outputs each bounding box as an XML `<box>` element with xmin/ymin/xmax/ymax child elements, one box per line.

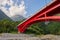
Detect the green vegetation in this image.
<box><xmin>0</xmin><ymin>19</ymin><xmax>60</xmax><ymax>35</ymax></box>
<box><xmin>0</xmin><ymin>19</ymin><xmax>21</xmax><ymax>33</ymax></box>
<box><xmin>25</xmin><ymin>22</ymin><xmax>60</xmax><ymax>35</ymax></box>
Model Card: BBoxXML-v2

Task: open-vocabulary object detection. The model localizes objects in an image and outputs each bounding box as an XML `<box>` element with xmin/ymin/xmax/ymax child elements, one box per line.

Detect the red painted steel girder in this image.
<box><xmin>17</xmin><ymin>0</ymin><xmax>60</xmax><ymax>33</ymax></box>
<box><xmin>18</xmin><ymin>16</ymin><xmax>60</xmax><ymax>33</ymax></box>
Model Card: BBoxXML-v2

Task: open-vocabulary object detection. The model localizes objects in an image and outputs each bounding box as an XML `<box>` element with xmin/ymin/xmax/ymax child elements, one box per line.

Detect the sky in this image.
<box><xmin>24</xmin><ymin>0</ymin><xmax>52</xmax><ymax>17</ymax></box>
<box><xmin>0</xmin><ymin>0</ymin><xmax>52</xmax><ymax>21</ymax></box>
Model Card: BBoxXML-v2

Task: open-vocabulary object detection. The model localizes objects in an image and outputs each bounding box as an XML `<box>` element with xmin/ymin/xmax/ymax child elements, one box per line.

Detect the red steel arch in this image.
<box><xmin>19</xmin><ymin>16</ymin><xmax>60</xmax><ymax>33</ymax></box>
<box><xmin>17</xmin><ymin>0</ymin><xmax>60</xmax><ymax>33</ymax></box>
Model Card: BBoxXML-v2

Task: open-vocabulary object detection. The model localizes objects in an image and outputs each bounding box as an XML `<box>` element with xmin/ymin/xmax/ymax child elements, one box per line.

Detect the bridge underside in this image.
<box><xmin>17</xmin><ymin>0</ymin><xmax>60</xmax><ymax>33</ymax></box>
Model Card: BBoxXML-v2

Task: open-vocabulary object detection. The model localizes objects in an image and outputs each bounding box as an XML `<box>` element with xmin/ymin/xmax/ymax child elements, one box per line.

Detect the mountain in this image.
<box><xmin>0</xmin><ymin>10</ymin><xmax>25</xmax><ymax>21</ymax></box>
<box><xmin>0</xmin><ymin>10</ymin><xmax>12</xmax><ymax>20</ymax></box>
<box><xmin>11</xmin><ymin>15</ymin><xmax>25</xmax><ymax>21</ymax></box>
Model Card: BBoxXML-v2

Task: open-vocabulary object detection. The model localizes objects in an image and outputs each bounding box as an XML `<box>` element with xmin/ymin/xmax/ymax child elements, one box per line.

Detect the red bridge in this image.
<box><xmin>17</xmin><ymin>0</ymin><xmax>60</xmax><ymax>33</ymax></box>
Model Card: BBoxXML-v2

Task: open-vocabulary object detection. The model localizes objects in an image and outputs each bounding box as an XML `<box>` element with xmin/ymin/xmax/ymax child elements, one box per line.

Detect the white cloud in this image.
<box><xmin>9</xmin><ymin>0</ymin><xmax>26</xmax><ymax>17</ymax></box>
<box><xmin>0</xmin><ymin>0</ymin><xmax>27</xmax><ymax>21</ymax></box>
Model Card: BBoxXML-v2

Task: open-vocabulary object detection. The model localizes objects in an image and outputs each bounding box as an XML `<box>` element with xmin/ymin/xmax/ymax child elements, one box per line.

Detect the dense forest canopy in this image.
<box><xmin>0</xmin><ymin>18</ymin><xmax>60</xmax><ymax>35</ymax></box>
<box><xmin>0</xmin><ymin>13</ymin><xmax>60</xmax><ymax>34</ymax></box>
